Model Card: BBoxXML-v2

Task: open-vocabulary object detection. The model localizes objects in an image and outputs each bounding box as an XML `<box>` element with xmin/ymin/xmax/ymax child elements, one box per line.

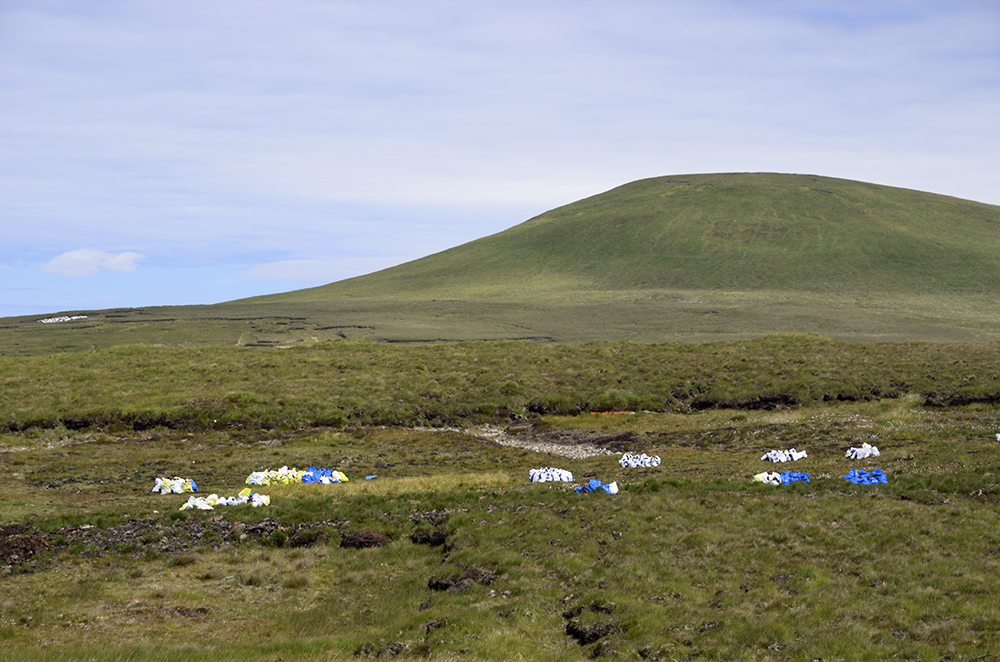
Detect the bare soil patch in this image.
<box><xmin>473</xmin><ymin>421</ymin><xmax>639</xmax><ymax>458</ymax></box>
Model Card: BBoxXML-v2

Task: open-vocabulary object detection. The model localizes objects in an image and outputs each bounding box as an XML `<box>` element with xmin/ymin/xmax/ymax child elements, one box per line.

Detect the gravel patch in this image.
<box><xmin>470</xmin><ymin>424</ymin><xmax>622</xmax><ymax>460</ymax></box>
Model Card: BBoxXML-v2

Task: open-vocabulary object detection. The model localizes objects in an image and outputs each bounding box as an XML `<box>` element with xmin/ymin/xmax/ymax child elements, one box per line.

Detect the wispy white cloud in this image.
<box><xmin>41</xmin><ymin>250</ymin><xmax>144</xmax><ymax>278</ymax></box>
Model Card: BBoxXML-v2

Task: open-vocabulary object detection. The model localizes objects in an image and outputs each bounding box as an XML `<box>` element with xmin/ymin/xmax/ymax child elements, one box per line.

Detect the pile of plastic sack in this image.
<box><xmin>152</xmin><ymin>463</ymin><xmax>353</xmax><ymax>514</ymax></box>
<box><xmin>760</xmin><ymin>448</ymin><xmax>807</xmax><ymax>463</ymax></box>
<box><xmin>574</xmin><ymin>478</ymin><xmax>619</xmax><ymax>494</ymax></box>
<box><xmin>845</xmin><ymin>443</ymin><xmax>880</xmax><ymax>459</ymax></box>
<box><xmin>179</xmin><ymin>488</ymin><xmax>271</xmax><ymax>511</ymax></box>
<box><xmin>529</xmin><ymin>467</ymin><xmax>574</xmax><ymax>483</ymax></box>
<box><xmin>753</xmin><ymin>471</ymin><xmax>782</xmax><ymax>485</ymax></box>
<box><xmin>151</xmin><ymin>477</ymin><xmax>198</xmax><ymax>494</ymax></box>
<box><xmin>301</xmin><ymin>466</ymin><xmax>350</xmax><ymax>484</ymax></box>
<box><xmin>245</xmin><ymin>465</ymin><xmax>348</xmax><ymax>486</ymax></box>
<box><xmin>843</xmin><ymin>468</ymin><xmax>887</xmax><ymax>484</ymax></box>
<box><xmin>753</xmin><ymin>471</ymin><xmax>811</xmax><ymax>486</ymax></box>
<box><xmin>619</xmin><ymin>453</ymin><xmax>661</xmax><ymax>468</ymax></box>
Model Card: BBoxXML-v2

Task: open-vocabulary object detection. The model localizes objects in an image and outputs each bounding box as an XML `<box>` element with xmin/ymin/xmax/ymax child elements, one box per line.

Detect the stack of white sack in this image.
<box><xmin>301</xmin><ymin>467</ymin><xmax>349</xmax><ymax>484</ymax></box>
<box><xmin>619</xmin><ymin>453</ymin><xmax>661</xmax><ymax>468</ymax></box>
<box><xmin>180</xmin><ymin>488</ymin><xmax>270</xmax><ymax>511</ymax></box>
<box><xmin>245</xmin><ymin>466</ymin><xmax>305</xmax><ymax>486</ymax></box>
<box><xmin>529</xmin><ymin>467</ymin><xmax>574</xmax><ymax>483</ymax></box>
<box><xmin>246</xmin><ymin>466</ymin><xmax>349</xmax><ymax>486</ymax></box>
<box><xmin>151</xmin><ymin>477</ymin><xmax>198</xmax><ymax>494</ymax></box>
<box><xmin>753</xmin><ymin>471</ymin><xmax>783</xmax><ymax>485</ymax></box>
<box><xmin>845</xmin><ymin>443</ymin><xmax>880</xmax><ymax>459</ymax></box>
<box><xmin>760</xmin><ymin>448</ymin><xmax>807</xmax><ymax>462</ymax></box>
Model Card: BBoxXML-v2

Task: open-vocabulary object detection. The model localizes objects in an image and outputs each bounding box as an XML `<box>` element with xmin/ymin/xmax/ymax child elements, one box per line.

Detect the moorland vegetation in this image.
<box><xmin>3</xmin><ymin>173</ymin><xmax>1000</xmax><ymax>660</ymax></box>
<box><xmin>3</xmin><ymin>389</ymin><xmax>1000</xmax><ymax>660</ymax></box>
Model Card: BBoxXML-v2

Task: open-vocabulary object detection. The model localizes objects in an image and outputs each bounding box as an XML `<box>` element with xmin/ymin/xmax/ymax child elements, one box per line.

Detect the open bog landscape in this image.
<box><xmin>4</xmin><ymin>174</ymin><xmax>1000</xmax><ymax>660</ymax></box>
<box><xmin>3</xmin><ymin>338</ymin><xmax>1000</xmax><ymax>661</ymax></box>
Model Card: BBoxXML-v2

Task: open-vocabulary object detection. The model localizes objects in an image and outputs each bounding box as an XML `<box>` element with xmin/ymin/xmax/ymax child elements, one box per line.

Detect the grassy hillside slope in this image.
<box><xmin>4</xmin><ymin>173</ymin><xmax>1000</xmax><ymax>355</ymax></box>
<box><xmin>255</xmin><ymin>172</ymin><xmax>1000</xmax><ymax>300</ymax></box>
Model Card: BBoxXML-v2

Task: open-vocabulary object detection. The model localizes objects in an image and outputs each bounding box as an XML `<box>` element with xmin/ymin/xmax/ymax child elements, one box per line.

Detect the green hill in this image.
<box><xmin>4</xmin><ymin>172</ymin><xmax>1000</xmax><ymax>355</ymax></box>
<box><xmin>252</xmin><ymin>172</ymin><xmax>1000</xmax><ymax>300</ymax></box>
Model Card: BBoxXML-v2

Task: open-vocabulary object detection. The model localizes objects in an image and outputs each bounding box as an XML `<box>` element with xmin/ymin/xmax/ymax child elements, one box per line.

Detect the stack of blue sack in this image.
<box><xmin>780</xmin><ymin>471</ymin><xmax>810</xmax><ymax>485</ymax></box>
<box><xmin>574</xmin><ymin>478</ymin><xmax>619</xmax><ymax>494</ymax></box>
<box><xmin>301</xmin><ymin>466</ymin><xmax>349</xmax><ymax>484</ymax></box>
<box><xmin>753</xmin><ymin>471</ymin><xmax>810</xmax><ymax>486</ymax></box>
<box><xmin>843</xmin><ymin>468</ymin><xmax>887</xmax><ymax>484</ymax></box>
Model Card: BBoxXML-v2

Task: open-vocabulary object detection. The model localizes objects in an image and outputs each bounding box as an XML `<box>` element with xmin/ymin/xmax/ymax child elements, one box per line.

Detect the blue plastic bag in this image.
<box><xmin>843</xmin><ymin>468</ymin><xmax>887</xmax><ymax>485</ymax></box>
<box><xmin>779</xmin><ymin>471</ymin><xmax>810</xmax><ymax>485</ymax></box>
<box><xmin>575</xmin><ymin>479</ymin><xmax>618</xmax><ymax>494</ymax></box>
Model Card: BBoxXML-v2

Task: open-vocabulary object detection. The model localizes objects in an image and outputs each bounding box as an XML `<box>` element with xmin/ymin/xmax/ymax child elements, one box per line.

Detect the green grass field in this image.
<box><xmin>1</xmin><ymin>336</ymin><xmax>1000</xmax><ymax>659</ymax></box>
<box><xmin>3</xmin><ymin>400</ymin><xmax>1000</xmax><ymax>660</ymax></box>
<box><xmin>4</xmin><ymin>335</ymin><xmax>1000</xmax><ymax>431</ymax></box>
<box><xmin>8</xmin><ymin>288</ymin><xmax>1000</xmax><ymax>358</ymax></box>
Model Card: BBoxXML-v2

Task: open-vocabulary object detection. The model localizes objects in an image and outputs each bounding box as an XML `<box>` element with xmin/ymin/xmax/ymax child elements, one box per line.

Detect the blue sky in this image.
<box><xmin>2</xmin><ymin>0</ymin><xmax>998</xmax><ymax>318</ymax></box>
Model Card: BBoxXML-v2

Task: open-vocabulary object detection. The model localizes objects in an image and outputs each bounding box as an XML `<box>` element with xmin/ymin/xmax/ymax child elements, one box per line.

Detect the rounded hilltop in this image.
<box><xmin>263</xmin><ymin>172</ymin><xmax>1000</xmax><ymax>301</ymax></box>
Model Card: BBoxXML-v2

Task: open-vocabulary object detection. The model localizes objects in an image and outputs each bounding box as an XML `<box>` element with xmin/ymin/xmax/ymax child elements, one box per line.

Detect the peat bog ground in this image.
<box><xmin>3</xmin><ymin>399</ymin><xmax>1000</xmax><ymax>661</ymax></box>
